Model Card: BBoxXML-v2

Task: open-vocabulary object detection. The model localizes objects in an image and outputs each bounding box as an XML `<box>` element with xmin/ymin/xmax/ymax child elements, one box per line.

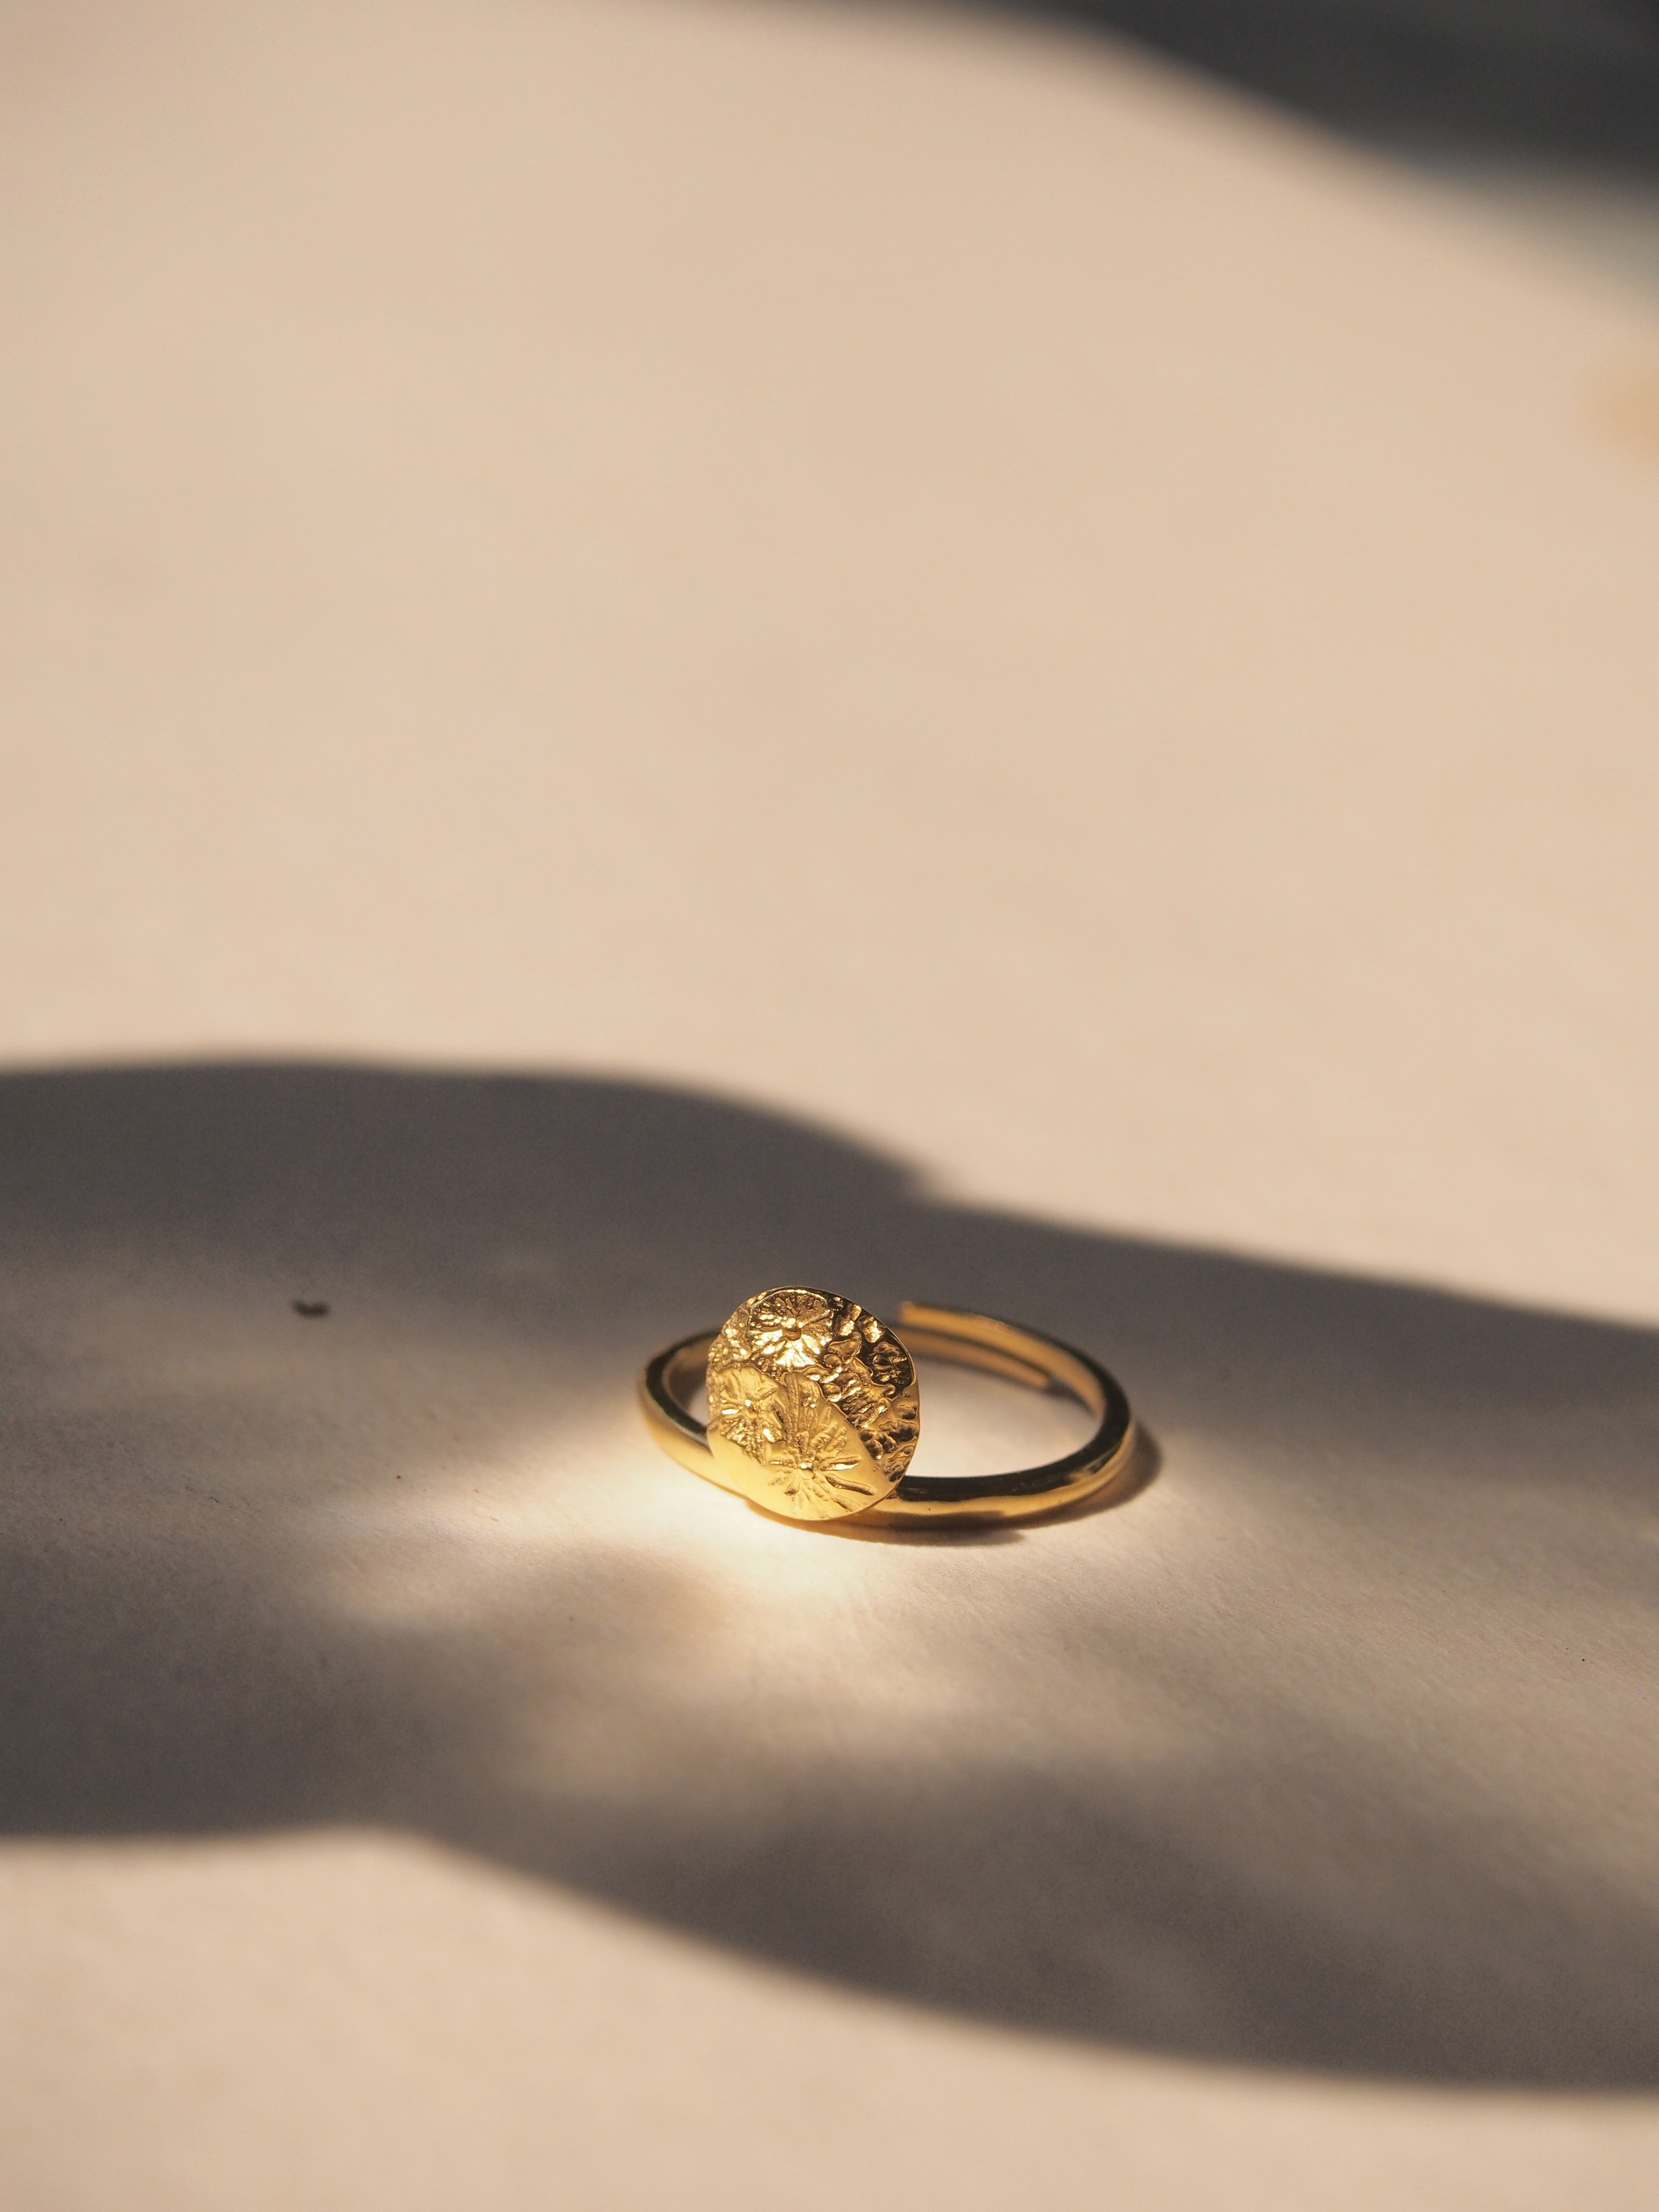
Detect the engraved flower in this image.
<box><xmin>746</xmin><ymin>1289</ymin><xmax>836</xmax><ymax>1371</ymax></box>
<box><xmin>767</xmin><ymin>1384</ymin><xmax>876</xmax><ymax>1513</ymax></box>
<box><xmin>707</xmin><ymin>1362</ymin><xmax>789</xmax><ymax>1465</ymax></box>
<box><xmin>709</xmin><ymin>1363</ymin><xmax>879</xmax><ymax>1515</ymax></box>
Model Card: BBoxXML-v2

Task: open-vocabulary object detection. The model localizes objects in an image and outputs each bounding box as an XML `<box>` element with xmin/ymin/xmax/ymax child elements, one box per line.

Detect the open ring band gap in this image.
<box><xmin>640</xmin><ymin>1296</ymin><xmax>1136</xmax><ymax>1527</ymax></box>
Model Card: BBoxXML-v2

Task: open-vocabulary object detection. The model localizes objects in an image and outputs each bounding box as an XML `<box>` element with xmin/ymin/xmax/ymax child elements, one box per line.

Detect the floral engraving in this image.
<box><xmin>706</xmin><ymin>1286</ymin><xmax>920</xmax><ymax>1519</ymax></box>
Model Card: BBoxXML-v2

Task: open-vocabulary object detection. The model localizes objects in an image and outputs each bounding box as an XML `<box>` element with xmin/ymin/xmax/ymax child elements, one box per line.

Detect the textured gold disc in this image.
<box><xmin>704</xmin><ymin>1286</ymin><xmax>920</xmax><ymax>1521</ymax></box>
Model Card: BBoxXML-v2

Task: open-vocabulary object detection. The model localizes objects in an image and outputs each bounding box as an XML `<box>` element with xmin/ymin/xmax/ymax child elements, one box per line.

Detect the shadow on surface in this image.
<box><xmin>1006</xmin><ymin>0</ymin><xmax>1659</xmax><ymax>177</ymax></box>
<box><xmin>2</xmin><ymin>1060</ymin><xmax>1659</xmax><ymax>2087</ymax></box>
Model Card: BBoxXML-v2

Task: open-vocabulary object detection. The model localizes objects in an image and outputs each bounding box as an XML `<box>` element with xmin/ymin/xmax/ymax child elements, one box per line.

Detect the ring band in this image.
<box><xmin>639</xmin><ymin>1287</ymin><xmax>1136</xmax><ymax>1527</ymax></box>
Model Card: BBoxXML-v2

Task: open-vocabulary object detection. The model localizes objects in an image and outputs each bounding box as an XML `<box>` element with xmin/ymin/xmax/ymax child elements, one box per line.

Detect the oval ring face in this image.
<box><xmin>705</xmin><ymin>1287</ymin><xmax>920</xmax><ymax>1521</ymax></box>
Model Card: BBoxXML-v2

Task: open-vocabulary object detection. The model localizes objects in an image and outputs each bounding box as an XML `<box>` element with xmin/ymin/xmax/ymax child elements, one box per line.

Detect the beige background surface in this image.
<box><xmin>3</xmin><ymin>0</ymin><xmax>1659</xmax><ymax>2204</ymax></box>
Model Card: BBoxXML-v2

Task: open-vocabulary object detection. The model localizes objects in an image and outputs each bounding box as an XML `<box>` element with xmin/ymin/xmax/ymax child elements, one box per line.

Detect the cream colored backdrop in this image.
<box><xmin>3</xmin><ymin>0</ymin><xmax>1659</xmax><ymax>2205</ymax></box>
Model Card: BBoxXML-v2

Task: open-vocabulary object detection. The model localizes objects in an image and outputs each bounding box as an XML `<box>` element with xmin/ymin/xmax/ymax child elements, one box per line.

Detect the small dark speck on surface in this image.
<box><xmin>291</xmin><ymin>1299</ymin><xmax>330</xmax><ymax>1319</ymax></box>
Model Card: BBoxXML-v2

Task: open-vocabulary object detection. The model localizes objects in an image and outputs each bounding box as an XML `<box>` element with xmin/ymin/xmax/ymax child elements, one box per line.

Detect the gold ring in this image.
<box><xmin>638</xmin><ymin>1285</ymin><xmax>1137</xmax><ymax>1527</ymax></box>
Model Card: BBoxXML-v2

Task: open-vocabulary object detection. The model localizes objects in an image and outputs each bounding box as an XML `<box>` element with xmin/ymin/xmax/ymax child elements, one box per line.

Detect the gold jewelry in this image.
<box><xmin>638</xmin><ymin>1285</ymin><xmax>1136</xmax><ymax>1527</ymax></box>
